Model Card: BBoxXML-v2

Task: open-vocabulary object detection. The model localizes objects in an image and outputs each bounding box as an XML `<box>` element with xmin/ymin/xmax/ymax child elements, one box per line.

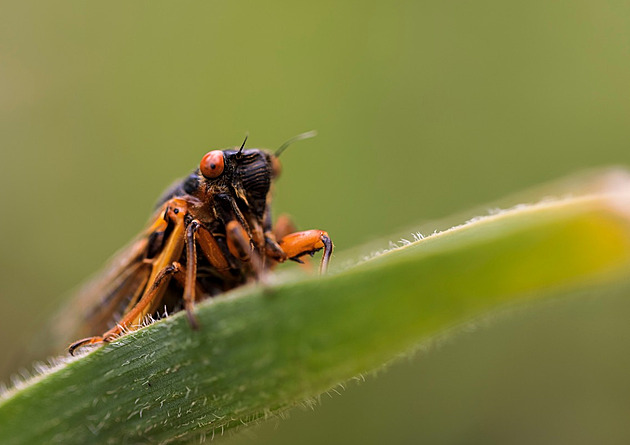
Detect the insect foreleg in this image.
<box><xmin>278</xmin><ymin>230</ymin><xmax>333</xmax><ymax>274</ymax></box>
<box><xmin>262</xmin><ymin>214</ymin><xmax>295</xmax><ymax>264</ymax></box>
<box><xmin>264</xmin><ymin>234</ymin><xmax>287</xmax><ymax>264</ymax></box>
<box><xmin>89</xmin><ymin>261</ymin><xmax>151</xmax><ymax>330</ymax></box>
<box><xmin>68</xmin><ymin>263</ymin><xmax>180</xmax><ymax>355</ymax></box>
<box><xmin>226</xmin><ymin>220</ymin><xmax>263</xmax><ymax>276</ymax></box>
<box><xmin>143</xmin><ymin>260</ymin><xmax>202</xmax><ymax>329</ymax></box>
<box><xmin>195</xmin><ymin>225</ymin><xmax>232</xmax><ymax>279</ymax></box>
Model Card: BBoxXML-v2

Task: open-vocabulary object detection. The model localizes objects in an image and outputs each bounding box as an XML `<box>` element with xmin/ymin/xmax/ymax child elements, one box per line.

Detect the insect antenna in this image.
<box><xmin>275</xmin><ymin>130</ymin><xmax>318</xmax><ymax>157</ymax></box>
<box><xmin>238</xmin><ymin>133</ymin><xmax>249</xmax><ymax>155</ymax></box>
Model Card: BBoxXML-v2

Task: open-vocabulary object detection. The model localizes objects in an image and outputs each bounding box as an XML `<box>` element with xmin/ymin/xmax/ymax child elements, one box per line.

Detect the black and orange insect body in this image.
<box><xmin>67</xmin><ymin>134</ymin><xmax>332</xmax><ymax>355</ymax></box>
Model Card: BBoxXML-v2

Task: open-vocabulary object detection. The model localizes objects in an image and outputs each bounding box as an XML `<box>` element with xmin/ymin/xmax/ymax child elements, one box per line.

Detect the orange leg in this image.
<box><xmin>264</xmin><ymin>236</ymin><xmax>286</xmax><ymax>265</ymax></box>
<box><xmin>68</xmin><ymin>263</ymin><xmax>182</xmax><ymax>355</ymax></box>
<box><xmin>278</xmin><ymin>230</ymin><xmax>333</xmax><ymax>274</ymax></box>
<box><xmin>196</xmin><ymin>225</ymin><xmax>231</xmax><ymax>277</ymax></box>
<box><xmin>226</xmin><ymin>220</ymin><xmax>263</xmax><ymax>277</ymax></box>
<box><xmin>170</xmin><ymin>262</ymin><xmax>205</xmax><ymax>306</ymax></box>
<box><xmin>88</xmin><ymin>261</ymin><xmax>151</xmax><ymax>332</ymax></box>
<box><xmin>264</xmin><ymin>214</ymin><xmax>297</xmax><ymax>265</ymax></box>
<box><xmin>245</xmin><ymin>213</ymin><xmax>266</xmax><ymax>251</ymax></box>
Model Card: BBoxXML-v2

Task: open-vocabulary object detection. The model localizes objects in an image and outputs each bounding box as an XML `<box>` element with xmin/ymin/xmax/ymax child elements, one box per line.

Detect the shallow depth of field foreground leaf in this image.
<box><xmin>2</xmin><ymin>170</ymin><xmax>630</xmax><ymax>444</ymax></box>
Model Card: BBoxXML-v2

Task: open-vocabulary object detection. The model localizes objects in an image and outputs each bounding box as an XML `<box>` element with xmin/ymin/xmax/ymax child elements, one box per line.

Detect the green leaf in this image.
<box><xmin>2</xmin><ymin>171</ymin><xmax>630</xmax><ymax>444</ymax></box>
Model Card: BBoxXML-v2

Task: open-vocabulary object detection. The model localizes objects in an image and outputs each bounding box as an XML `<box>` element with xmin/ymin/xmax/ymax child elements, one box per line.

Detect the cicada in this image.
<box><xmin>66</xmin><ymin>133</ymin><xmax>332</xmax><ymax>355</ymax></box>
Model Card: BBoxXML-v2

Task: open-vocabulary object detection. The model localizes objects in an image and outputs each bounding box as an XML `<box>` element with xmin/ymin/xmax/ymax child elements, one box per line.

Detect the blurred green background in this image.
<box><xmin>2</xmin><ymin>1</ymin><xmax>630</xmax><ymax>443</ymax></box>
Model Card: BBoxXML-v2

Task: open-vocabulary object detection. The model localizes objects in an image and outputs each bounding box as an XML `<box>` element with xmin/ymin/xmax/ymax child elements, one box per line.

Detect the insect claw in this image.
<box><xmin>68</xmin><ymin>336</ymin><xmax>105</xmax><ymax>356</ymax></box>
<box><xmin>68</xmin><ymin>344</ymin><xmax>79</xmax><ymax>357</ymax></box>
<box><xmin>319</xmin><ymin>233</ymin><xmax>333</xmax><ymax>274</ymax></box>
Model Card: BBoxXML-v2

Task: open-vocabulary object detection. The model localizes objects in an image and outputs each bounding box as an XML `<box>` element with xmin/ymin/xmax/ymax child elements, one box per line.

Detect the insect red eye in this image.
<box><xmin>200</xmin><ymin>150</ymin><xmax>225</xmax><ymax>178</ymax></box>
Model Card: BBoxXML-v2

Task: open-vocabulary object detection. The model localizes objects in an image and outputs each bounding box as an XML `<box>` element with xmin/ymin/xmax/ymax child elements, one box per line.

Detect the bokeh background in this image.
<box><xmin>2</xmin><ymin>1</ymin><xmax>630</xmax><ymax>443</ymax></box>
